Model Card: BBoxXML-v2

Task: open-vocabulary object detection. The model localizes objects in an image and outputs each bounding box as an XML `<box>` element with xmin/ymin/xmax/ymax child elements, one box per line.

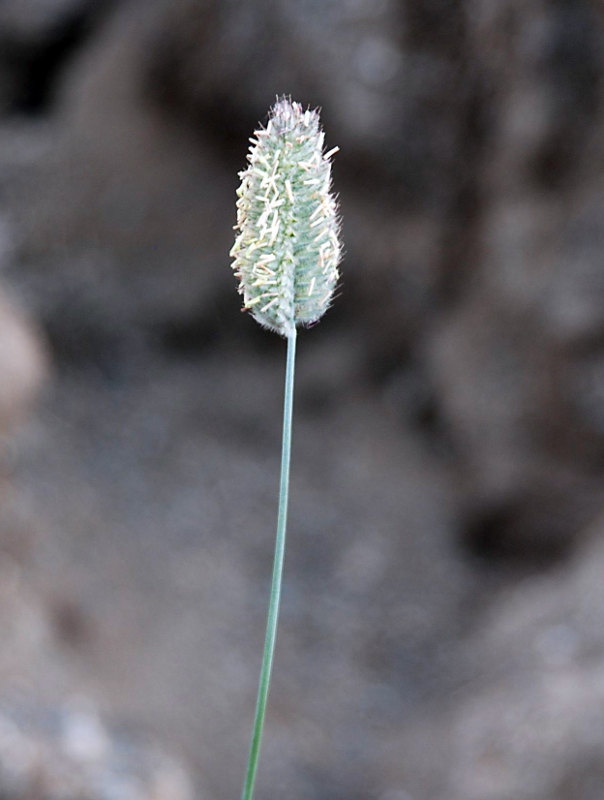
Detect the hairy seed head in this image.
<box><xmin>230</xmin><ymin>98</ymin><xmax>341</xmax><ymax>337</ymax></box>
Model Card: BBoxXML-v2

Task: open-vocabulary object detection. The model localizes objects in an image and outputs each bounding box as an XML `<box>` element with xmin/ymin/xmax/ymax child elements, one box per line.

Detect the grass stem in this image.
<box><xmin>241</xmin><ymin>329</ymin><xmax>297</xmax><ymax>800</ymax></box>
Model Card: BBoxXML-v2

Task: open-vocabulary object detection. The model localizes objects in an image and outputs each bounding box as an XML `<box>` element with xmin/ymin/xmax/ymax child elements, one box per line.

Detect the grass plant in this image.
<box><xmin>230</xmin><ymin>97</ymin><xmax>341</xmax><ymax>800</ymax></box>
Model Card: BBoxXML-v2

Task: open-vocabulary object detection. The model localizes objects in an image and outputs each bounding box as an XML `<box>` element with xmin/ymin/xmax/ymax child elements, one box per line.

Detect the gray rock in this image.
<box><xmin>444</xmin><ymin>521</ymin><xmax>604</xmax><ymax>800</ymax></box>
<box><xmin>0</xmin><ymin>698</ymin><xmax>195</xmax><ymax>800</ymax></box>
<box><xmin>0</xmin><ymin>288</ymin><xmax>47</xmax><ymax>434</ymax></box>
<box><xmin>0</xmin><ymin>0</ymin><xmax>116</xmax><ymax>114</ymax></box>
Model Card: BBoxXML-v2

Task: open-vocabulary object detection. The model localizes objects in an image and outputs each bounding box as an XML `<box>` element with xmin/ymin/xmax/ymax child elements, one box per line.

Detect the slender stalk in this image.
<box><xmin>241</xmin><ymin>329</ymin><xmax>297</xmax><ymax>800</ymax></box>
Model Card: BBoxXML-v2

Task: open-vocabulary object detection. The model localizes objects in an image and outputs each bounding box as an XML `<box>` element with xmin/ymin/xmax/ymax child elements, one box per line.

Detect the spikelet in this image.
<box><xmin>230</xmin><ymin>98</ymin><xmax>341</xmax><ymax>337</ymax></box>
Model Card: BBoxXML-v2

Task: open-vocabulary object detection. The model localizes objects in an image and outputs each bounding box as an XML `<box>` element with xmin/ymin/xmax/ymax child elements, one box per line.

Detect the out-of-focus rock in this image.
<box><xmin>144</xmin><ymin>0</ymin><xmax>466</xmax><ymax>204</ymax></box>
<box><xmin>0</xmin><ymin>698</ymin><xmax>195</xmax><ymax>800</ymax></box>
<box><xmin>0</xmin><ymin>288</ymin><xmax>47</xmax><ymax>434</ymax></box>
<box><xmin>0</xmin><ymin>552</ymin><xmax>67</xmax><ymax>693</ymax></box>
<box><xmin>0</xmin><ymin>529</ymin><xmax>198</xmax><ymax>800</ymax></box>
<box><xmin>446</xmin><ymin>519</ymin><xmax>604</xmax><ymax>800</ymax></box>
<box><xmin>0</xmin><ymin>0</ymin><xmax>116</xmax><ymax>114</ymax></box>
<box><xmin>0</xmin><ymin>0</ymin><xmax>91</xmax><ymax>41</ymax></box>
<box><xmin>428</xmin><ymin>284</ymin><xmax>604</xmax><ymax>560</ymax></box>
<box><xmin>375</xmin><ymin>519</ymin><xmax>604</xmax><ymax>800</ymax></box>
<box><xmin>6</xmin><ymin>0</ymin><xmax>235</xmax><ymax>369</ymax></box>
<box><xmin>425</xmin><ymin>0</ymin><xmax>604</xmax><ymax>560</ymax></box>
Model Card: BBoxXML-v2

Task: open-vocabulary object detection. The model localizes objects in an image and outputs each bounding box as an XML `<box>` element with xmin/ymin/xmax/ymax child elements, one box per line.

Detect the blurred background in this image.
<box><xmin>0</xmin><ymin>0</ymin><xmax>603</xmax><ymax>798</ymax></box>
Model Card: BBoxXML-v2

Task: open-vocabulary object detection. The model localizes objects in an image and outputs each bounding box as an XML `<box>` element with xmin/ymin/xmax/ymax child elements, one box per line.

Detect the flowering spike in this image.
<box><xmin>230</xmin><ymin>98</ymin><xmax>341</xmax><ymax>337</ymax></box>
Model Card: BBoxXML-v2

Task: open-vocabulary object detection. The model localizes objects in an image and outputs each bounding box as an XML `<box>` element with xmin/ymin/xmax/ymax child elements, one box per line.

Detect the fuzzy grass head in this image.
<box><xmin>230</xmin><ymin>98</ymin><xmax>341</xmax><ymax>337</ymax></box>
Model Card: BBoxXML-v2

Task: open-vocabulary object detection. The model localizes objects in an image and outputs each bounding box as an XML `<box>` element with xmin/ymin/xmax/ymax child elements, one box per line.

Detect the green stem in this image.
<box><xmin>241</xmin><ymin>329</ymin><xmax>297</xmax><ymax>800</ymax></box>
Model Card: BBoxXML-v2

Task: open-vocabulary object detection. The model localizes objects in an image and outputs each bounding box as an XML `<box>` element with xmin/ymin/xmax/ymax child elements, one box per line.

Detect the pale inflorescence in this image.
<box><xmin>230</xmin><ymin>98</ymin><xmax>341</xmax><ymax>337</ymax></box>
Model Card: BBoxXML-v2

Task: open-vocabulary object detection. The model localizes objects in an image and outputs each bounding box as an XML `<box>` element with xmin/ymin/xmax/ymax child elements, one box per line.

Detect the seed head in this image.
<box><xmin>230</xmin><ymin>98</ymin><xmax>341</xmax><ymax>337</ymax></box>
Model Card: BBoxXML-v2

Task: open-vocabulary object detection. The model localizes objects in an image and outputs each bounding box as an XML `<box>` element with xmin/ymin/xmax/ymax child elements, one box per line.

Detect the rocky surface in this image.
<box><xmin>0</xmin><ymin>492</ymin><xmax>197</xmax><ymax>800</ymax></box>
<box><xmin>0</xmin><ymin>698</ymin><xmax>194</xmax><ymax>800</ymax></box>
<box><xmin>0</xmin><ymin>288</ymin><xmax>46</xmax><ymax>434</ymax></box>
<box><xmin>0</xmin><ymin>0</ymin><xmax>603</xmax><ymax>798</ymax></box>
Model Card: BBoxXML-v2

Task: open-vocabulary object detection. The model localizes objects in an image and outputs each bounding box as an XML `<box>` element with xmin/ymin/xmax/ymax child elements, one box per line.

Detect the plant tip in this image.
<box><xmin>231</xmin><ymin>98</ymin><xmax>341</xmax><ymax>338</ymax></box>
